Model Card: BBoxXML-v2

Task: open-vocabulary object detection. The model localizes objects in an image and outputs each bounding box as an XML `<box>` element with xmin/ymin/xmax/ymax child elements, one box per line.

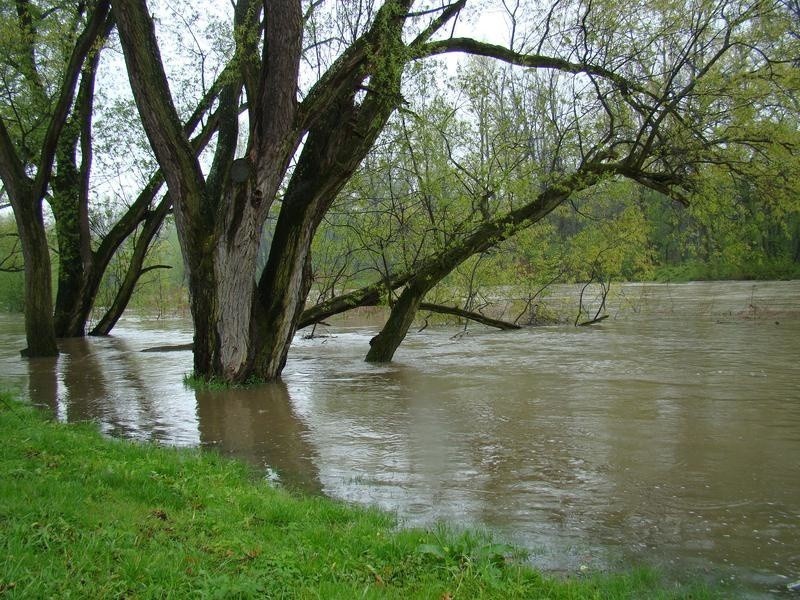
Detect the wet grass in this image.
<box><xmin>183</xmin><ymin>373</ymin><xmax>272</xmax><ymax>391</ymax></box>
<box><xmin>0</xmin><ymin>391</ymin><xmax>719</xmax><ymax>599</ymax></box>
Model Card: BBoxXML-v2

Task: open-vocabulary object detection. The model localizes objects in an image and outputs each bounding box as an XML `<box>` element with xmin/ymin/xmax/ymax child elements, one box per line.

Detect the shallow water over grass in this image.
<box><xmin>2</xmin><ymin>281</ymin><xmax>799</xmax><ymax>598</ymax></box>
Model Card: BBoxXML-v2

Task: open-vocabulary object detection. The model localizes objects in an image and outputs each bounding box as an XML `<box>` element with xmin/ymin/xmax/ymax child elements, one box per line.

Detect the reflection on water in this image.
<box><xmin>195</xmin><ymin>384</ymin><xmax>322</xmax><ymax>493</ymax></box>
<box><xmin>1</xmin><ymin>281</ymin><xmax>799</xmax><ymax>598</ymax></box>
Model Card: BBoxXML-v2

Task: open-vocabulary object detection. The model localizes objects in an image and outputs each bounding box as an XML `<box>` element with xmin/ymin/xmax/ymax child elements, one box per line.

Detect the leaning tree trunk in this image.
<box><xmin>364</xmin><ymin>170</ymin><xmax>600</xmax><ymax>363</ymax></box>
<box><xmin>250</xmin><ymin>13</ymin><xmax>407</xmax><ymax>380</ymax></box>
<box><xmin>365</xmin><ymin>281</ymin><xmax>432</xmax><ymax>363</ymax></box>
<box><xmin>252</xmin><ymin>99</ymin><xmax>393</xmax><ymax>379</ymax></box>
<box><xmin>253</xmin><ymin>200</ymin><xmax>318</xmax><ymax>380</ymax></box>
<box><xmin>90</xmin><ymin>195</ymin><xmax>172</xmax><ymax>335</ymax></box>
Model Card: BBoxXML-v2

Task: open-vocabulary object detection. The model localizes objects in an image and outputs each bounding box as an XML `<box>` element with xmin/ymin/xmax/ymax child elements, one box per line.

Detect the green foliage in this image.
<box><xmin>0</xmin><ymin>393</ymin><xmax>721</xmax><ymax>599</ymax></box>
<box><xmin>126</xmin><ymin>222</ymin><xmax>188</xmax><ymax>317</ymax></box>
<box><xmin>0</xmin><ymin>2</ymin><xmax>86</xmax><ymax>155</ymax></box>
<box><xmin>91</xmin><ymin>218</ymin><xmax>188</xmax><ymax>319</ymax></box>
<box><xmin>316</xmin><ymin>46</ymin><xmax>800</xmax><ymax>328</ymax></box>
<box><xmin>0</xmin><ymin>215</ymin><xmax>24</xmax><ymax>312</ymax></box>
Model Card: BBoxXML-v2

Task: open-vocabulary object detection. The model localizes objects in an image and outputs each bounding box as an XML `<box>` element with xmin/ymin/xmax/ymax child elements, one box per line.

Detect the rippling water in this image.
<box><xmin>1</xmin><ymin>281</ymin><xmax>798</xmax><ymax>597</ymax></box>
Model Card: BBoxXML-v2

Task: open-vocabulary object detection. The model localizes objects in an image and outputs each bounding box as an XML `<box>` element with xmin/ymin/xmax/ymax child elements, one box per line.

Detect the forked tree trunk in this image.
<box><xmin>252</xmin><ymin>84</ymin><xmax>401</xmax><ymax>379</ymax></box>
<box><xmin>114</xmin><ymin>0</ymin><xmax>477</xmax><ymax>383</ymax></box>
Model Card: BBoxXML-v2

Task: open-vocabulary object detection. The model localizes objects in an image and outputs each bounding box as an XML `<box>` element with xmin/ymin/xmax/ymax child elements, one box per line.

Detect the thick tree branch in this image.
<box><xmin>32</xmin><ymin>1</ymin><xmax>112</xmax><ymax>202</ymax></box>
<box><xmin>298</xmin><ymin>272</ymin><xmax>413</xmax><ymax>329</ymax></box>
<box><xmin>113</xmin><ymin>0</ymin><xmax>207</xmax><ymax>228</ymax></box>
<box><xmin>0</xmin><ymin>117</ymin><xmax>31</xmax><ymax>200</ymax></box>
<box><xmin>418</xmin><ymin>303</ymin><xmax>521</xmax><ymax>330</ymax></box>
<box><xmin>414</xmin><ymin>37</ymin><xmax>649</xmax><ymax>99</ymax></box>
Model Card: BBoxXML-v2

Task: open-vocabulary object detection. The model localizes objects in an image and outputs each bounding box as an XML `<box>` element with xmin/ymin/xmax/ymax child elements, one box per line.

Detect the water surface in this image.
<box><xmin>1</xmin><ymin>281</ymin><xmax>798</xmax><ymax>597</ymax></box>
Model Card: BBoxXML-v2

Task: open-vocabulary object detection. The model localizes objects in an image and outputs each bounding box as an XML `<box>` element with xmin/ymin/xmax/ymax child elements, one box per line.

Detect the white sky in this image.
<box><xmin>0</xmin><ymin>1</ymin><xmax>521</xmax><ymax>219</ymax></box>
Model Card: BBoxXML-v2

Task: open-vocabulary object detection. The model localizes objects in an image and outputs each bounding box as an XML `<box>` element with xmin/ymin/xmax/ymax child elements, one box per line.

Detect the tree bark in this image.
<box><xmin>115</xmin><ymin>0</ymin><xmax>304</xmax><ymax>382</ymax></box>
<box><xmin>0</xmin><ymin>120</ymin><xmax>57</xmax><ymax>356</ymax></box>
<box><xmin>15</xmin><ymin>189</ymin><xmax>58</xmax><ymax>357</ymax></box>
<box><xmin>253</xmin><ymin>21</ymin><xmax>406</xmax><ymax>379</ymax></box>
<box><xmin>365</xmin><ymin>282</ymin><xmax>431</xmax><ymax>362</ymax></box>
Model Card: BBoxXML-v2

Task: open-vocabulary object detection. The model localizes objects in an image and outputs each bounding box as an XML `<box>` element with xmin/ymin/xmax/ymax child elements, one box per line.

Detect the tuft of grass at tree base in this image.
<box><xmin>0</xmin><ymin>392</ymin><xmax>719</xmax><ymax>598</ymax></box>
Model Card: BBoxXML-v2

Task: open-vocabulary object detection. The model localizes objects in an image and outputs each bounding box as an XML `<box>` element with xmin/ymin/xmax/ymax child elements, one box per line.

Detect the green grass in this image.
<box><xmin>183</xmin><ymin>373</ymin><xmax>272</xmax><ymax>390</ymax></box>
<box><xmin>0</xmin><ymin>392</ymin><xmax>718</xmax><ymax>599</ymax></box>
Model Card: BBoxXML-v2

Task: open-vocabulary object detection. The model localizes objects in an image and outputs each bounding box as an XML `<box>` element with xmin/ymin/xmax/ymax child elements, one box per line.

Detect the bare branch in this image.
<box><xmin>414</xmin><ymin>37</ymin><xmax>649</xmax><ymax>99</ymax></box>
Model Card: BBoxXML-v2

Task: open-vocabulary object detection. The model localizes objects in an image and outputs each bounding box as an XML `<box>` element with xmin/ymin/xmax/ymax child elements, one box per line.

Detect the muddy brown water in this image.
<box><xmin>1</xmin><ymin>281</ymin><xmax>798</xmax><ymax>597</ymax></box>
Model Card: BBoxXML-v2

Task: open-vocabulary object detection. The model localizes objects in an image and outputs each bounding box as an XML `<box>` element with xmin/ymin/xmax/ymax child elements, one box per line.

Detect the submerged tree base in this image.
<box><xmin>181</xmin><ymin>372</ymin><xmax>271</xmax><ymax>391</ymax></box>
<box><xmin>0</xmin><ymin>392</ymin><xmax>722</xmax><ymax>599</ymax></box>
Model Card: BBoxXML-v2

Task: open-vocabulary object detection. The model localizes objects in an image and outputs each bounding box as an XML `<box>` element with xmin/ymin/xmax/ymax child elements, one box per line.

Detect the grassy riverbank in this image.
<box><xmin>0</xmin><ymin>393</ymin><xmax>716</xmax><ymax>599</ymax></box>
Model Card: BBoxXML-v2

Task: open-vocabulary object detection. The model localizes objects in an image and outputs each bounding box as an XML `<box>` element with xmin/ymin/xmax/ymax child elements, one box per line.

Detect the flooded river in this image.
<box><xmin>1</xmin><ymin>281</ymin><xmax>798</xmax><ymax>597</ymax></box>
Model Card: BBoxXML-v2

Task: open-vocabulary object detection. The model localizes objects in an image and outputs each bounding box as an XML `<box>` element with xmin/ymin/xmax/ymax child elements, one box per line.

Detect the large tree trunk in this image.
<box><xmin>250</xmin><ymin>3</ymin><xmax>409</xmax><ymax>379</ymax></box>
<box><xmin>113</xmin><ymin>0</ymin><xmax>268</xmax><ymax>383</ymax></box>
<box><xmin>0</xmin><ymin>126</ymin><xmax>58</xmax><ymax>356</ymax></box>
<box><xmin>16</xmin><ymin>193</ymin><xmax>58</xmax><ymax>357</ymax></box>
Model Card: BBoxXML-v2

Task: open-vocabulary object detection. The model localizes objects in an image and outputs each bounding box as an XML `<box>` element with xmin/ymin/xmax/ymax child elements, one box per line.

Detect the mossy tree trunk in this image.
<box><xmin>252</xmin><ymin>21</ymin><xmax>407</xmax><ymax>379</ymax></box>
<box><xmin>13</xmin><ymin>187</ymin><xmax>59</xmax><ymax>357</ymax></box>
<box><xmin>50</xmin><ymin>44</ymin><xmax>100</xmax><ymax>338</ymax></box>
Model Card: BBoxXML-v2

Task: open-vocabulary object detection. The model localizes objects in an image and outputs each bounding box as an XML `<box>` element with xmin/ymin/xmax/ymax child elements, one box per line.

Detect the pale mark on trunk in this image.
<box><xmin>215</xmin><ymin>197</ymin><xmax>261</xmax><ymax>378</ymax></box>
